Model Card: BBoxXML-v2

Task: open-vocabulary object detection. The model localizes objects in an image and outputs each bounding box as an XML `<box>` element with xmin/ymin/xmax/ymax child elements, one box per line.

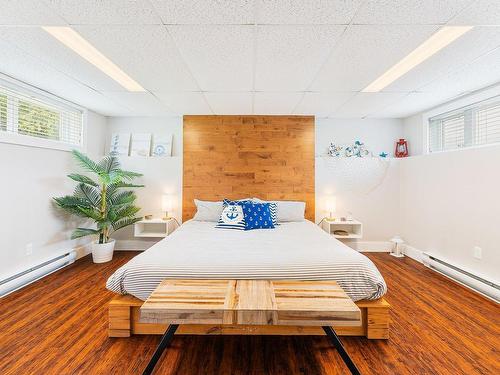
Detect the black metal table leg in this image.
<box><xmin>142</xmin><ymin>324</ymin><xmax>179</xmax><ymax>375</ymax></box>
<box><xmin>322</xmin><ymin>326</ymin><xmax>361</xmax><ymax>375</ymax></box>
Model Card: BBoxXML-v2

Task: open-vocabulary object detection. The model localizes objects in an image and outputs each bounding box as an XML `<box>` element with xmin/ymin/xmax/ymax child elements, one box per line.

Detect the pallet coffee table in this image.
<box><xmin>140</xmin><ymin>279</ymin><xmax>362</xmax><ymax>375</ymax></box>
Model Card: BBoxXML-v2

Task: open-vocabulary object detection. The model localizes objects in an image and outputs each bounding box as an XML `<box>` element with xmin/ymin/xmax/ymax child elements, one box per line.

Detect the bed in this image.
<box><xmin>107</xmin><ymin>219</ymin><xmax>390</xmax><ymax>339</ymax></box>
<box><xmin>107</xmin><ymin>220</ymin><xmax>386</xmax><ymax>302</ymax></box>
<box><xmin>108</xmin><ymin>115</ymin><xmax>390</xmax><ymax>340</ymax></box>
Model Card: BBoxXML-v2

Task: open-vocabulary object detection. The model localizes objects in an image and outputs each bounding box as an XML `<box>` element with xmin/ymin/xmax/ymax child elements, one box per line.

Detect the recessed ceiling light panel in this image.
<box><xmin>362</xmin><ymin>26</ymin><xmax>473</xmax><ymax>93</ymax></box>
<box><xmin>42</xmin><ymin>26</ymin><xmax>145</xmax><ymax>92</ymax></box>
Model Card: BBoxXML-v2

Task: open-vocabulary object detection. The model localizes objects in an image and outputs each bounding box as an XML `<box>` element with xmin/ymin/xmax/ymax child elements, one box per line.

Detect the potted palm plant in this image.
<box><xmin>54</xmin><ymin>150</ymin><xmax>144</xmax><ymax>263</ymax></box>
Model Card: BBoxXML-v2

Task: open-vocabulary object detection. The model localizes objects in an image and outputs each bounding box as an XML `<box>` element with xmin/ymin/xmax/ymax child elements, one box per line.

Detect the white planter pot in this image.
<box><xmin>92</xmin><ymin>239</ymin><xmax>115</xmax><ymax>263</ymax></box>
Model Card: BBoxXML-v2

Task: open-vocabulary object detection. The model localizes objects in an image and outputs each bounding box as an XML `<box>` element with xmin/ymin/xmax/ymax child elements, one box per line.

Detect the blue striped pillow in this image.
<box><xmin>268</xmin><ymin>202</ymin><xmax>279</xmax><ymax>226</ymax></box>
<box><xmin>215</xmin><ymin>199</ymin><xmax>247</xmax><ymax>230</ymax></box>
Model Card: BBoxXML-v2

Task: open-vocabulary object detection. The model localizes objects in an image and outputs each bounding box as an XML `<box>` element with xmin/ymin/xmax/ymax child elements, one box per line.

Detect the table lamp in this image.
<box><xmin>161</xmin><ymin>195</ymin><xmax>173</xmax><ymax>221</ymax></box>
<box><xmin>325</xmin><ymin>197</ymin><xmax>337</xmax><ymax>222</ymax></box>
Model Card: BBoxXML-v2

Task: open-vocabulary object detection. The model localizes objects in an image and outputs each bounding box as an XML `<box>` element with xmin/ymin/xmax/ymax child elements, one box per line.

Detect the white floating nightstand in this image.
<box><xmin>134</xmin><ymin>218</ymin><xmax>175</xmax><ymax>238</ymax></box>
<box><xmin>321</xmin><ymin>219</ymin><xmax>363</xmax><ymax>239</ymax></box>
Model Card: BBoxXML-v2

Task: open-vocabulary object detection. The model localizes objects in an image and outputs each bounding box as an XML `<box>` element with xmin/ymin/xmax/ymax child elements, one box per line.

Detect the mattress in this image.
<box><xmin>106</xmin><ymin>220</ymin><xmax>387</xmax><ymax>301</ymax></box>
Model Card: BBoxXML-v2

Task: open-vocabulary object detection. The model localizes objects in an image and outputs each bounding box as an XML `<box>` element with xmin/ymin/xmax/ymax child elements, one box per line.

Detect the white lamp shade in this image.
<box><xmin>325</xmin><ymin>197</ymin><xmax>337</xmax><ymax>213</ymax></box>
<box><xmin>161</xmin><ymin>195</ymin><xmax>173</xmax><ymax>212</ymax></box>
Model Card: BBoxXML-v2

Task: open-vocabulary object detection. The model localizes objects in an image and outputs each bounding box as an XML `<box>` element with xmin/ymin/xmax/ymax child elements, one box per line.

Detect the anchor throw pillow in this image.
<box><xmin>240</xmin><ymin>202</ymin><xmax>275</xmax><ymax>230</ymax></box>
<box><xmin>215</xmin><ymin>199</ymin><xmax>247</xmax><ymax>230</ymax></box>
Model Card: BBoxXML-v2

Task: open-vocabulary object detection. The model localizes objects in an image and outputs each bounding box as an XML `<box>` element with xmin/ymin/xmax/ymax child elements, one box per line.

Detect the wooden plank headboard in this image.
<box><xmin>183</xmin><ymin>115</ymin><xmax>315</xmax><ymax>222</ymax></box>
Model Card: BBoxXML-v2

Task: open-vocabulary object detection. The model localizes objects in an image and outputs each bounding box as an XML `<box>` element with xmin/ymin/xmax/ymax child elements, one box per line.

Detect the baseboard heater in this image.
<box><xmin>423</xmin><ymin>252</ymin><xmax>500</xmax><ymax>302</ymax></box>
<box><xmin>0</xmin><ymin>250</ymin><xmax>76</xmax><ymax>298</ymax></box>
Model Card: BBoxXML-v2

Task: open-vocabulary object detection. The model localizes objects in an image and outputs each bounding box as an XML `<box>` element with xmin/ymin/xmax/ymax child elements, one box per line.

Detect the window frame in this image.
<box><xmin>425</xmin><ymin>92</ymin><xmax>500</xmax><ymax>155</ymax></box>
<box><xmin>0</xmin><ymin>75</ymin><xmax>87</xmax><ymax>152</ymax></box>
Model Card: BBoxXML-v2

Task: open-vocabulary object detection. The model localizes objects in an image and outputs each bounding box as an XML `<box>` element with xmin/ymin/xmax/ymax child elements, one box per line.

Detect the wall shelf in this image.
<box><xmin>321</xmin><ymin>219</ymin><xmax>363</xmax><ymax>240</ymax></box>
<box><xmin>134</xmin><ymin>218</ymin><xmax>175</xmax><ymax>238</ymax></box>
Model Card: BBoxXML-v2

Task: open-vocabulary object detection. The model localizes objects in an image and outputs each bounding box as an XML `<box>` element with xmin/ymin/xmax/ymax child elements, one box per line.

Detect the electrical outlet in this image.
<box><xmin>473</xmin><ymin>246</ymin><xmax>482</xmax><ymax>260</ymax></box>
<box><xmin>26</xmin><ymin>243</ymin><xmax>33</xmax><ymax>256</ymax></box>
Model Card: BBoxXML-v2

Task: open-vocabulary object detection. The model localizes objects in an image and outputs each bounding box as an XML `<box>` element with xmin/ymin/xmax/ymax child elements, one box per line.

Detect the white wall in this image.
<box><xmin>315</xmin><ymin>118</ymin><xmax>403</xmax><ymax>245</ymax></box>
<box><xmin>402</xmin><ymin>114</ymin><xmax>424</xmax><ymax>156</ymax></box>
<box><xmin>400</xmin><ymin>85</ymin><xmax>500</xmax><ymax>282</ymax></box>
<box><xmin>105</xmin><ymin>116</ymin><xmax>405</xmax><ymax>249</ymax></box>
<box><xmin>0</xmin><ymin>111</ymin><xmax>106</xmax><ymax>278</ymax></box>
<box><xmin>105</xmin><ymin>117</ymin><xmax>183</xmax><ymax>249</ymax></box>
<box><xmin>316</xmin><ymin>118</ymin><xmax>402</xmax><ymax>158</ymax></box>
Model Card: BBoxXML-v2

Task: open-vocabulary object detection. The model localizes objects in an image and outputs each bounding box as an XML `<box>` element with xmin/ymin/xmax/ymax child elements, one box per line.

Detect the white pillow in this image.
<box><xmin>253</xmin><ymin>198</ymin><xmax>305</xmax><ymax>222</ymax></box>
<box><xmin>193</xmin><ymin>198</ymin><xmax>254</xmax><ymax>221</ymax></box>
<box><xmin>192</xmin><ymin>199</ymin><xmax>223</xmax><ymax>221</ymax></box>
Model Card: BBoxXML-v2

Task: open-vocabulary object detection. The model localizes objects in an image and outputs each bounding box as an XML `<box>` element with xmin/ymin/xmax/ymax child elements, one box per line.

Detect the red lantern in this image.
<box><xmin>395</xmin><ymin>139</ymin><xmax>408</xmax><ymax>158</ymax></box>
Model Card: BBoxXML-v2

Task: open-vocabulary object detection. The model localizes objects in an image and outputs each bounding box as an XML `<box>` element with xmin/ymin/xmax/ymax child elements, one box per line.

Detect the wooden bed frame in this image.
<box><xmin>108</xmin><ymin>294</ymin><xmax>390</xmax><ymax>339</ymax></box>
<box><xmin>107</xmin><ymin>115</ymin><xmax>391</xmax><ymax>341</ymax></box>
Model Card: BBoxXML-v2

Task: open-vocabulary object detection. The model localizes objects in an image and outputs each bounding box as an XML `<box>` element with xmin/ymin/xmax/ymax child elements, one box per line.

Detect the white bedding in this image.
<box><xmin>106</xmin><ymin>220</ymin><xmax>387</xmax><ymax>301</ymax></box>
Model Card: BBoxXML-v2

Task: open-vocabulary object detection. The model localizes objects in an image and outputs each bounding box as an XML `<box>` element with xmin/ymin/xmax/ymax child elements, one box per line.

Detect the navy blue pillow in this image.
<box><xmin>241</xmin><ymin>202</ymin><xmax>275</xmax><ymax>230</ymax></box>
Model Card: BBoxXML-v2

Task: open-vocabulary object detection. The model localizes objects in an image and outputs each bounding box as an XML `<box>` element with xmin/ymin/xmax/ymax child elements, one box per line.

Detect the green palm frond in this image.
<box><xmin>116</xmin><ymin>170</ymin><xmax>143</xmax><ymax>180</ymax></box>
<box><xmin>54</xmin><ymin>196</ymin><xmax>95</xmax><ymax>218</ymax></box>
<box><xmin>108</xmin><ymin>190</ymin><xmax>136</xmax><ymax>206</ymax></box>
<box><xmin>72</xmin><ymin>150</ymin><xmax>103</xmax><ymax>175</ymax></box>
<box><xmin>53</xmin><ymin>195</ymin><xmax>93</xmax><ymax>209</ymax></box>
<box><xmin>67</xmin><ymin>173</ymin><xmax>98</xmax><ymax>186</ymax></box>
<box><xmin>110</xmin><ymin>182</ymin><xmax>144</xmax><ymax>189</ymax></box>
<box><xmin>75</xmin><ymin>207</ymin><xmax>103</xmax><ymax>222</ymax></box>
<box><xmin>111</xmin><ymin>216</ymin><xmax>142</xmax><ymax>232</ymax></box>
<box><xmin>74</xmin><ymin>183</ymin><xmax>101</xmax><ymax>208</ymax></box>
<box><xmin>114</xmin><ymin>205</ymin><xmax>141</xmax><ymax>220</ymax></box>
<box><xmin>98</xmin><ymin>154</ymin><xmax>121</xmax><ymax>174</ymax></box>
<box><xmin>71</xmin><ymin>228</ymin><xmax>100</xmax><ymax>239</ymax></box>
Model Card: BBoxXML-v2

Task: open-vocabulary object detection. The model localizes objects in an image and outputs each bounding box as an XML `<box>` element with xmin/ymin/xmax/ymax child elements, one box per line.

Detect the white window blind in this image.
<box><xmin>429</xmin><ymin>96</ymin><xmax>500</xmax><ymax>153</ymax></box>
<box><xmin>0</xmin><ymin>82</ymin><xmax>83</xmax><ymax>147</ymax></box>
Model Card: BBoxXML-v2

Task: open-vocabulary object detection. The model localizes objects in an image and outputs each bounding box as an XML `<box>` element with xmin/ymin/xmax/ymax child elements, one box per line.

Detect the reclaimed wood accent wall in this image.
<box><xmin>183</xmin><ymin>115</ymin><xmax>315</xmax><ymax>222</ymax></box>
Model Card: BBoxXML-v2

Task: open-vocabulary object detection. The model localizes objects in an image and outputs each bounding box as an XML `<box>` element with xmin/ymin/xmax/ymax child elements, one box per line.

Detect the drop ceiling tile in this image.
<box><xmin>419</xmin><ymin>47</ymin><xmax>500</xmax><ymax>98</ymax></box>
<box><xmin>310</xmin><ymin>25</ymin><xmax>438</xmax><ymax>91</ymax></box>
<box><xmin>75</xmin><ymin>25</ymin><xmax>198</xmax><ymax>91</ymax></box>
<box><xmin>168</xmin><ymin>25</ymin><xmax>254</xmax><ymax>91</ymax></box>
<box><xmin>450</xmin><ymin>0</ymin><xmax>500</xmax><ymax>25</ymax></box>
<box><xmin>294</xmin><ymin>92</ymin><xmax>355</xmax><ymax>117</ymax></box>
<box><xmin>256</xmin><ymin>0</ymin><xmax>363</xmax><ymax>25</ymax></box>
<box><xmin>255</xmin><ymin>25</ymin><xmax>345</xmax><ymax>91</ymax></box>
<box><xmin>373</xmin><ymin>92</ymin><xmax>466</xmax><ymax>118</ymax></box>
<box><xmin>205</xmin><ymin>92</ymin><xmax>253</xmax><ymax>114</ymax></box>
<box><xmin>102</xmin><ymin>92</ymin><xmax>171</xmax><ymax>116</ymax></box>
<box><xmin>0</xmin><ymin>0</ymin><xmax>66</xmax><ymax>25</ymax></box>
<box><xmin>332</xmin><ymin>92</ymin><xmax>407</xmax><ymax>118</ymax></box>
<box><xmin>253</xmin><ymin>92</ymin><xmax>303</xmax><ymax>114</ymax></box>
<box><xmin>385</xmin><ymin>26</ymin><xmax>500</xmax><ymax>91</ymax></box>
<box><xmin>353</xmin><ymin>0</ymin><xmax>472</xmax><ymax>25</ymax></box>
<box><xmin>154</xmin><ymin>92</ymin><xmax>212</xmax><ymax>115</ymax></box>
<box><xmin>0</xmin><ymin>26</ymin><xmax>124</xmax><ymax>91</ymax></box>
<box><xmin>150</xmin><ymin>0</ymin><xmax>254</xmax><ymax>24</ymax></box>
<box><xmin>0</xmin><ymin>39</ymin><xmax>127</xmax><ymax>115</ymax></box>
<box><xmin>45</xmin><ymin>0</ymin><xmax>161</xmax><ymax>25</ymax></box>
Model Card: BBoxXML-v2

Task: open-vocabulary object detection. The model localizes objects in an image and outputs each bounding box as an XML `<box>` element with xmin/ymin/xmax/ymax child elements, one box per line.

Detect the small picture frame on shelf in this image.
<box><xmin>109</xmin><ymin>133</ymin><xmax>130</xmax><ymax>156</ymax></box>
<box><xmin>152</xmin><ymin>133</ymin><xmax>173</xmax><ymax>157</ymax></box>
<box><xmin>130</xmin><ymin>133</ymin><xmax>152</xmax><ymax>157</ymax></box>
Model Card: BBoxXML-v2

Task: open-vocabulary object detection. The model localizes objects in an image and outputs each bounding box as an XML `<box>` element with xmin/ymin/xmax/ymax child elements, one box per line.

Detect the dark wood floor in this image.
<box><xmin>0</xmin><ymin>252</ymin><xmax>498</xmax><ymax>375</ymax></box>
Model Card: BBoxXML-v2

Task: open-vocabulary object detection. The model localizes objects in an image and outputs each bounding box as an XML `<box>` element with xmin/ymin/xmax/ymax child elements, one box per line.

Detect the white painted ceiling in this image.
<box><xmin>0</xmin><ymin>0</ymin><xmax>499</xmax><ymax>118</ymax></box>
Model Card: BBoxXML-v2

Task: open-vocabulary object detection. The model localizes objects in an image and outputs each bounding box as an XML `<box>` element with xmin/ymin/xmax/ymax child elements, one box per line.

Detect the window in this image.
<box><xmin>0</xmin><ymin>80</ymin><xmax>84</xmax><ymax>149</ymax></box>
<box><xmin>429</xmin><ymin>96</ymin><xmax>500</xmax><ymax>153</ymax></box>
<box><xmin>0</xmin><ymin>94</ymin><xmax>6</xmax><ymax>131</ymax></box>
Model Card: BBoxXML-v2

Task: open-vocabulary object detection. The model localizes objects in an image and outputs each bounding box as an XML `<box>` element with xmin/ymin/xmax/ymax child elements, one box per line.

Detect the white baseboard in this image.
<box><xmin>344</xmin><ymin>241</ymin><xmax>392</xmax><ymax>252</ymax></box>
<box><xmin>402</xmin><ymin>244</ymin><xmax>424</xmax><ymax>262</ymax></box>
<box><xmin>115</xmin><ymin>239</ymin><xmax>158</xmax><ymax>251</ymax></box>
<box><xmin>74</xmin><ymin>241</ymin><xmax>93</xmax><ymax>260</ymax></box>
